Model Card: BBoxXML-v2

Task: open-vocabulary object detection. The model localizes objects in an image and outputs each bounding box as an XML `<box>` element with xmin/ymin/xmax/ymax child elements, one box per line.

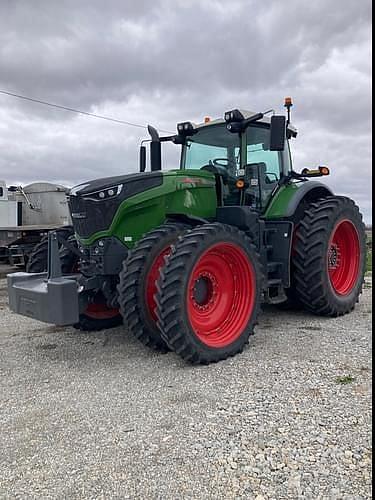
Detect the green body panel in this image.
<box><xmin>263</xmin><ymin>183</ymin><xmax>301</xmax><ymax>219</ymax></box>
<box><xmin>78</xmin><ymin>169</ymin><xmax>217</xmax><ymax>247</ymax></box>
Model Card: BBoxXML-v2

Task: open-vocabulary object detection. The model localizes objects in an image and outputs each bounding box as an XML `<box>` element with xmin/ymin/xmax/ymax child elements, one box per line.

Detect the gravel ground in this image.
<box><xmin>0</xmin><ymin>271</ymin><xmax>372</xmax><ymax>499</ymax></box>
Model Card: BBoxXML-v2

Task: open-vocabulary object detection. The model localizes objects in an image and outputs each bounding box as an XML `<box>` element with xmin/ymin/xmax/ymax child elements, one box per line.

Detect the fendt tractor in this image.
<box><xmin>8</xmin><ymin>99</ymin><xmax>367</xmax><ymax>364</ymax></box>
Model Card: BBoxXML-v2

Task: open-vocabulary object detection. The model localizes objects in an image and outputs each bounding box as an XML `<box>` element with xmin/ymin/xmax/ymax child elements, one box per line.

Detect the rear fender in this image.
<box><xmin>285</xmin><ymin>182</ymin><xmax>334</xmax><ymax>220</ymax></box>
<box><xmin>265</xmin><ymin>181</ymin><xmax>333</xmax><ymax>222</ymax></box>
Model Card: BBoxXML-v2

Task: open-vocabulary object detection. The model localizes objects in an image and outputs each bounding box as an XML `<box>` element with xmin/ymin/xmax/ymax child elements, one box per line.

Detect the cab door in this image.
<box><xmin>244</xmin><ymin>125</ymin><xmax>287</xmax><ymax>210</ymax></box>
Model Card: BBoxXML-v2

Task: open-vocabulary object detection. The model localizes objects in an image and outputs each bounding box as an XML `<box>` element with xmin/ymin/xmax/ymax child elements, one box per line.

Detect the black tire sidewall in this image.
<box><xmin>138</xmin><ymin>229</ymin><xmax>187</xmax><ymax>333</ymax></box>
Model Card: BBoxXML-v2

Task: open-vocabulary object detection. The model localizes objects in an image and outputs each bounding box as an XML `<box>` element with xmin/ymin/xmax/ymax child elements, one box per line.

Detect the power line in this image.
<box><xmin>0</xmin><ymin>89</ymin><xmax>173</xmax><ymax>134</ymax></box>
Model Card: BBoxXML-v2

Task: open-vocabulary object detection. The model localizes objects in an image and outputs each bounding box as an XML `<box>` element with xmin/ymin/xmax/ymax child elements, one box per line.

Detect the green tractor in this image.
<box><xmin>8</xmin><ymin>98</ymin><xmax>367</xmax><ymax>364</ymax></box>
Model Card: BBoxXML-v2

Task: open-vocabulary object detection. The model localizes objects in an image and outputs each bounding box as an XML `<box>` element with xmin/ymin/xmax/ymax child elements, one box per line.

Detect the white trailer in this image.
<box><xmin>0</xmin><ymin>180</ymin><xmax>18</xmax><ymax>227</ymax></box>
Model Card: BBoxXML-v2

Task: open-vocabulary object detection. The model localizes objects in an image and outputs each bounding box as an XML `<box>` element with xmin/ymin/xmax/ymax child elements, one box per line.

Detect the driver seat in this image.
<box><xmin>245</xmin><ymin>162</ymin><xmax>277</xmax><ymax>208</ymax></box>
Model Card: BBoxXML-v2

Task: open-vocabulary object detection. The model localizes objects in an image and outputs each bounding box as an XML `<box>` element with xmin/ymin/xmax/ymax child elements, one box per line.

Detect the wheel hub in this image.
<box><xmin>191</xmin><ymin>272</ymin><xmax>218</xmax><ymax>311</ymax></box>
<box><xmin>328</xmin><ymin>244</ymin><xmax>340</xmax><ymax>269</ymax></box>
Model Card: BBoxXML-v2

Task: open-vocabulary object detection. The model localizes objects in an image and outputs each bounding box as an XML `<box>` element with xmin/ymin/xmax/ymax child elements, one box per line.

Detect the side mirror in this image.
<box><xmin>139</xmin><ymin>145</ymin><xmax>146</xmax><ymax>172</ymax></box>
<box><xmin>270</xmin><ymin>115</ymin><xmax>286</xmax><ymax>151</ymax></box>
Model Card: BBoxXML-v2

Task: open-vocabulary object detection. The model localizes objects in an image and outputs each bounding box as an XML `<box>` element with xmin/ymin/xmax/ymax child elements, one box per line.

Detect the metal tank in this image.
<box><xmin>16</xmin><ymin>182</ymin><xmax>71</xmax><ymax>226</ymax></box>
<box><xmin>0</xmin><ymin>181</ymin><xmax>72</xmax><ymax>266</ymax></box>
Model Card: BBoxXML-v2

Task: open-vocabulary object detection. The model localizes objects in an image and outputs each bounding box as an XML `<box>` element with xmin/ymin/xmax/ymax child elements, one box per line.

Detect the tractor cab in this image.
<box><xmin>143</xmin><ymin>107</ymin><xmax>297</xmax><ymax>213</ymax></box>
<box><xmin>178</xmin><ymin>112</ymin><xmax>294</xmax><ymax>211</ymax></box>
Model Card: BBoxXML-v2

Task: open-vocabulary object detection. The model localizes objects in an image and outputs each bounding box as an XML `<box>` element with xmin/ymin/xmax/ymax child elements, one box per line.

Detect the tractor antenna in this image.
<box><xmin>284</xmin><ymin>97</ymin><xmax>293</xmax><ymax>126</ymax></box>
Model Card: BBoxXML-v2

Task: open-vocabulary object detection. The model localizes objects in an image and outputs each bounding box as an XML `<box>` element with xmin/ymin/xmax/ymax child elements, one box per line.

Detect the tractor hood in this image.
<box><xmin>68</xmin><ymin>169</ymin><xmax>217</xmax><ymax>243</ymax></box>
<box><xmin>70</xmin><ymin>171</ymin><xmax>163</xmax><ymax>197</ymax></box>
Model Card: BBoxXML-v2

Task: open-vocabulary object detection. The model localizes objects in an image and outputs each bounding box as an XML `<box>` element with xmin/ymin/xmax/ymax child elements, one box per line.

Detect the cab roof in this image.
<box><xmin>193</xmin><ymin>109</ymin><xmax>298</xmax><ymax>137</ymax></box>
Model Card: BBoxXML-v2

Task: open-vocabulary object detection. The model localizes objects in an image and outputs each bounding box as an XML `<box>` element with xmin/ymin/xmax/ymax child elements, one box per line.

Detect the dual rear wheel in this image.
<box><xmin>292</xmin><ymin>196</ymin><xmax>366</xmax><ymax>316</ymax></box>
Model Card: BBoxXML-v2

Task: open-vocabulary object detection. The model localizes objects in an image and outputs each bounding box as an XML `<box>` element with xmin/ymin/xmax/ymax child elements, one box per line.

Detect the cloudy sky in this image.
<box><xmin>0</xmin><ymin>0</ymin><xmax>372</xmax><ymax>222</ymax></box>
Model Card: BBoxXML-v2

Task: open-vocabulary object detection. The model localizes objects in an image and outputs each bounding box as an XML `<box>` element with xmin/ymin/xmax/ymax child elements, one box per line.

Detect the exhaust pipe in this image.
<box><xmin>148</xmin><ymin>125</ymin><xmax>162</xmax><ymax>171</ymax></box>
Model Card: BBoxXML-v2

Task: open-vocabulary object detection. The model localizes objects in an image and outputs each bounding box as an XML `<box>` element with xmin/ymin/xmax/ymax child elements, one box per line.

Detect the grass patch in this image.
<box><xmin>366</xmin><ymin>254</ymin><xmax>372</xmax><ymax>273</ymax></box>
<box><xmin>335</xmin><ymin>375</ymin><xmax>356</xmax><ymax>385</ymax></box>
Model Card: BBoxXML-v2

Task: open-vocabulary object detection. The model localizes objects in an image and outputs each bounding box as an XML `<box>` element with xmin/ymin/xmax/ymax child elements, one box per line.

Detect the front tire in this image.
<box><xmin>293</xmin><ymin>196</ymin><xmax>366</xmax><ymax>317</ymax></box>
<box><xmin>156</xmin><ymin>223</ymin><xmax>263</xmax><ymax>364</ymax></box>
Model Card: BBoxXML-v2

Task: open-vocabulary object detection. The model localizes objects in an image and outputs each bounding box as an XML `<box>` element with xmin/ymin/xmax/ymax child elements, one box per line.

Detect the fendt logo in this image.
<box><xmin>71</xmin><ymin>212</ymin><xmax>87</xmax><ymax>219</ymax></box>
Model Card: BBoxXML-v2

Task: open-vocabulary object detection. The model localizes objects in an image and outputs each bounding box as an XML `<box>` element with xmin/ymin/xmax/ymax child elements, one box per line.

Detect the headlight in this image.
<box><xmin>224</xmin><ymin>109</ymin><xmax>245</xmax><ymax>123</ymax></box>
<box><xmin>82</xmin><ymin>184</ymin><xmax>123</xmax><ymax>201</ymax></box>
<box><xmin>176</xmin><ymin>121</ymin><xmax>197</xmax><ymax>135</ymax></box>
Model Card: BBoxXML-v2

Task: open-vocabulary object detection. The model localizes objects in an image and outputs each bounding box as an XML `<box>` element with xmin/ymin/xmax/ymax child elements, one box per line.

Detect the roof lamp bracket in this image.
<box><xmin>224</xmin><ymin>109</ymin><xmax>265</xmax><ymax>134</ymax></box>
<box><xmin>177</xmin><ymin>121</ymin><xmax>198</xmax><ymax>136</ymax></box>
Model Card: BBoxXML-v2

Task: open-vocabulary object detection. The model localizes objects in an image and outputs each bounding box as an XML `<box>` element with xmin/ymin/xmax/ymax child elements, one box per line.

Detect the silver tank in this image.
<box><xmin>16</xmin><ymin>182</ymin><xmax>71</xmax><ymax>226</ymax></box>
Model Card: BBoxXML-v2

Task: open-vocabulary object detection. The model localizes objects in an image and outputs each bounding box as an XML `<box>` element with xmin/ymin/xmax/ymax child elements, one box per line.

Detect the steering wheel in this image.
<box><xmin>213</xmin><ymin>158</ymin><xmax>231</xmax><ymax>168</ymax></box>
<box><xmin>201</xmin><ymin>160</ymin><xmax>239</xmax><ymax>185</ymax></box>
<box><xmin>200</xmin><ymin>163</ymin><xmax>229</xmax><ymax>180</ymax></box>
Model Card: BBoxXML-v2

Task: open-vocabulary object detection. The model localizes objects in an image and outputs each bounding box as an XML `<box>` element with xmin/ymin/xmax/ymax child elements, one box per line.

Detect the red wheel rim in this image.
<box><xmin>145</xmin><ymin>246</ymin><xmax>171</xmax><ymax>322</ymax></box>
<box><xmin>328</xmin><ymin>219</ymin><xmax>360</xmax><ymax>296</ymax></box>
<box><xmin>187</xmin><ymin>243</ymin><xmax>256</xmax><ymax>348</ymax></box>
<box><xmin>84</xmin><ymin>302</ymin><xmax>119</xmax><ymax>320</ymax></box>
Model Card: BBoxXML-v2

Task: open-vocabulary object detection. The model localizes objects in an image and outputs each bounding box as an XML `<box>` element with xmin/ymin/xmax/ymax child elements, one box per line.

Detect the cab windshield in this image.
<box><xmin>180</xmin><ymin>122</ymin><xmax>288</xmax><ymax>209</ymax></box>
<box><xmin>181</xmin><ymin>123</ymin><xmax>283</xmax><ymax>180</ymax></box>
<box><xmin>182</xmin><ymin>124</ymin><xmax>240</xmax><ymax>176</ymax></box>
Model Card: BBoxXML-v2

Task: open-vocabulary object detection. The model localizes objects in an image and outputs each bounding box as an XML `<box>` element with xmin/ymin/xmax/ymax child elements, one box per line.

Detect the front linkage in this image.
<box><xmin>8</xmin><ymin>231</ymin><xmax>122</xmax><ymax>330</ymax></box>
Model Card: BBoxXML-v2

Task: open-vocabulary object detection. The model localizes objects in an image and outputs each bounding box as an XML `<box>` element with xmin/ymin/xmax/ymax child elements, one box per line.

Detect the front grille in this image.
<box><xmin>70</xmin><ymin>195</ymin><xmax>125</xmax><ymax>238</ymax></box>
<box><xmin>68</xmin><ymin>195</ymin><xmax>102</xmax><ymax>239</ymax></box>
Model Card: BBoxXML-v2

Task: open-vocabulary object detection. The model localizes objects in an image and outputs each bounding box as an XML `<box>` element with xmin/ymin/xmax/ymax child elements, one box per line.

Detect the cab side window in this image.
<box><xmin>247</xmin><ymin>144</ymin><xmax>281</xmax><ymax>183</ymax></box>
<box><xmin>245</xmin><ymin>126</ymin><xmax>284</xmax><ymax>209</ymax></box>
<box><xmin>246</xmin><ymin>126</ymin><xmax>282</xmax><ymax>182</ymax></box>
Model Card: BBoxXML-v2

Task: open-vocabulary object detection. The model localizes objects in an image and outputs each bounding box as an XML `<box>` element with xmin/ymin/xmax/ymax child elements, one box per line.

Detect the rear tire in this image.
<box><xmin>293</xmin><ymin>196</ymin><xmax>366</xmax><ymax>317</ymax></box>
<box><xmin>118</xmin><ymin>223</ymin><xmax>189</xmax><ymax>352</ymax></box>
<box><xmin>156</xmin><ymin>223</ymin><xmax>263</xmax><ymax>364</ymax></box>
